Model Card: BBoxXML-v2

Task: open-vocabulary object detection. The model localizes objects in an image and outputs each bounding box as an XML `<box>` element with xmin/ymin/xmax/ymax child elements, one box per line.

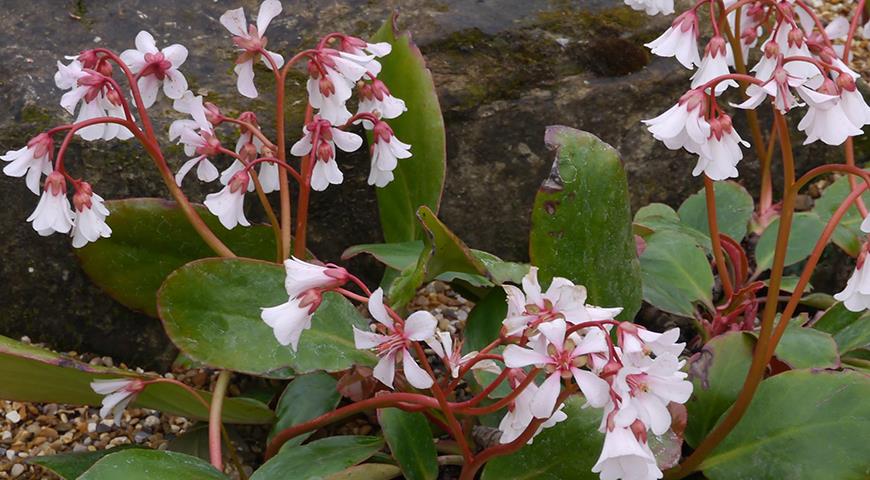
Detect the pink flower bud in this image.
<box><xmin>205</xmin><ymin>102</ymin><xmax>223</xmax><ymax>126</ymax></box>
<box><xmin>72</xmin><ymin>182</ymin><xmax>94</xmax><ymax>212</ymax></box>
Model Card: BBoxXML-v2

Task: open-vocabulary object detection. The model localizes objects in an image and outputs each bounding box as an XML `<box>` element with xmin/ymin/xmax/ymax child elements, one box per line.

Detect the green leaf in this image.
<box><xmin>471</xmin><ymin>250</ymin><xmax>530</xmax><ymax>285</ymax></box>
<box><xmin>771</xmin><ymin>321</ymin><xmax>840</xmax><ymax>369</ymax></box>
<box><xmin>28</xmin><ymin>445</ymin><xmax>141</xmax><ymax>479</ymax></box>
<box><xmin>0</xmin><ymin>335</ymin><xmax>272</xmax><ymax>424</ymax></box>
<box><xmin>268</xmin><ymin>372</ymin><xmax>341</xmax><ymax>445</ymax></box>
<box><xmin>251</xmin><ymin>436</ymin><xmax>384</xmax><ymax>480</ymax></box>
<box><xmin>701</xmin><ymin>370</ymin><xmax>870</xmax><ymax>480</ymax></box>
<box><xmin>640</xmin><ymin>231</ymin><xmax>714</xmax><ymax>317</ymax></box>
<box><xmin>529</xmin><ymin>126</ymin><xmax>642</xmax><ymax>321</ymax></box>
<box><xmin>636</xmin><ymin>203</ymin><xmax>681</xmax><ymax>224</ymax></box>
<box><xmin>342</xmin><ymin>241</ymin><xmax>424</xmax><ymax>271</ymax></box>
<box><xmin>158</xmin><ymin>258</ymin><xmax>375</xmax><ymax>378</ymax></box>
<box><xmin>76</xmin><ymin>198</ymin><xmax>276</xmax><ymax>317</ymax></box>
<box><xmin>325</xmin><ymin>464</ymin><xmax>402</xmax><ymax>480</ymax></box>
<box><xmin>812</xmin><ymin>174</ymin><xmax>870</xmax><ymax>256</ymax></box>
<box><xmin>482</xmin><ymin>396</ymin><xmax>603</xmax><ymax>480</ymax></box>
<box><xmin>378</xmin><ymin>408</ymin><xmax>438</xmax><ymax>480</ymax></box>
<box><xmin>677</xmin><ymin>181</ymin><xmax>754</xmax><ymax>242</ymax></box>
<box><xmin>78</xmin><ymin>449</ymin><xmax>228</xmax><ymax>480</ymax></box>
<box><xmin>772</xmin><ymin>275</ymin><xmax>812</xmax><ymax>294</ymax></box>
<box><xmin>463</xmin><ymin>288</ymin><xmax>508</xmax><ymax>353</ymax></box>
<box><xmin>371</xmin><ymin>15</ymin><xmax>446</xmax><ymax>243</ymax></box>
<box><xmin>167</xmin><ymin>424</ymin><xmax>230</xmax><ymax>462</ymax></box>
<box><xmin>815</xmin><ymin>302</ymin><xmax>870</xmax><ymax>354</ymax></box>
<box><xmin>684</xmin><ymin>332</ymin><xmax>755</xmax><ymax>447</ymax></box>
<box><xmin>755</xmin><ymin>212</ymin><xmax>827</xmax><ymax>272</ymax></box>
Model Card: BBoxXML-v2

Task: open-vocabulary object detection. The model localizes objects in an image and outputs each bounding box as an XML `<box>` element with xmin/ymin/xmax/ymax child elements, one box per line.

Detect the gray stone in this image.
<box><xmin>0</xmin><ymin>0</ymin><xmax>860</xmax><ymax>366</ymax></box>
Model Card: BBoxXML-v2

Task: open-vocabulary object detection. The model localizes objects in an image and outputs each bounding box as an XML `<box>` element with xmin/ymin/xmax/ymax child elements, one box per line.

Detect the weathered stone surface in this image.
<box><xmin>0</xmin><ymin>0</ymin><xmax>859</xmax><ymax>365</ymax></box>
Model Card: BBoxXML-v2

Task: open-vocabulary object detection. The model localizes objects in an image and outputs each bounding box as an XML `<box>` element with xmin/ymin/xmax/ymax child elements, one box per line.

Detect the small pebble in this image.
<box><xmin>5</xmin><ymin>411</ymin><xmax>21</xmax><ymax>424</ymax></box>
<box><xmin>10</xmin><ymin>463</ymin><xmax>25</xmax><ymax>478</ymax></box>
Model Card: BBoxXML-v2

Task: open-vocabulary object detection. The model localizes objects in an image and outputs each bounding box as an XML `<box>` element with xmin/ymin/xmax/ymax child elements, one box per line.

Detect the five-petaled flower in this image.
<box><xmin>71</xmin><ymin>182</ymin><xmax>112</xmax><ymax>248</ymax></box>
<box><xmin>220</xmin><ymin>0</ymin><xmax>285</xmax><ymax>98</ymax></box>
<box><xmin>27</xmin><ymin>171</ymin><xmax>74</xmax><ymax>237</ymax></box>
<box><xmin>1</xmin><ymin>133</ymin><xmax>53</xmax><ymax>195</ymax></box>
<box><xmin>290</xmin><ymin>117</ymin><xmax>363</xmax><ymax>191</ymax></box>
<box><xmin>204</xmin><ymin>170</ymin><xmax>251</xmax><ymax>229</ymax></box>
<box><xmin>120</xmin><ymin>31</ymin><xmax>188</xmax><ymax>108</ymax></box>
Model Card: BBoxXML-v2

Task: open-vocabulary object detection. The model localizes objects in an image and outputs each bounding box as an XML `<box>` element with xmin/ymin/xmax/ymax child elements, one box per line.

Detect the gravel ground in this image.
<box><xmin>811</xmin><ymin>0</ymin><xmax>870</xmax><ymax>77</ymax></box>
<box><xmin>1</xmin><ymin>282</ymin><xmax>473</xmax><ymax>479</ymax></box>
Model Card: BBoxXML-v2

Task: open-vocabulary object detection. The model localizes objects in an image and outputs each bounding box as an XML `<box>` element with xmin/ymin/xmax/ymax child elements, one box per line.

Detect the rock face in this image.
<box><xmin>0</xmin><ymin>0</ymin><xmax>859</xmax><ymax>366</ymax></box>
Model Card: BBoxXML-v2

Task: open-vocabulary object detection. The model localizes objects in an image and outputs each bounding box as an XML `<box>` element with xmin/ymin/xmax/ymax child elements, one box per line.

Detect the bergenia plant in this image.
<box><xmin>2</xmin><ymin>0</ymin><xmax>869</xmax><ymax>479</ymax></box>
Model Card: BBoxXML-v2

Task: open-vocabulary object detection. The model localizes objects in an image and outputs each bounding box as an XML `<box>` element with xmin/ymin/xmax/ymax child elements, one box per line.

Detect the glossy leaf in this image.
<box><xmin>812</xmin><ymin>174</ymin><xmax>870</xmax><ymax>256</ymax></box>
<box><xmin>76</xmin><ymin>198</ymin><xmax>276</xmax><ymax>317</ymax></box>
<box><xmin>814</xmin><ymin>302</ymin><xmax>870</xmax><ymax>354</ymax></box>
<box><xmin>251</xmin><ymin>436</ymin><xmax>383</xmax><ymax>480</ymax></box>
<box><xmin>371</xmin><ymin>15</ymin><xmax>446</xmax><ymax>243</ymax></box>
<box><xmin>78</xmin><ymin>449</ymin><xmax>228</xmax><ymax>480</ymax></box>
<box><xmin>463</xmin><ymin>288</ymin><xmax>508</xmax><ymax>353</ymax></box>
<box><xmin>378</xmin><ymin>408</ymin><xmax>438</xmax><ymax>480</ymax></box>
<box><xmin>755</xmin><ymin>212</ymin><xmax>827</xmax><ymax>272</ymax></box>
<box><xmin>268</xmin><ymin>372</ymin><xmax>341</xmax><ymax>445</ymax></box>
<box><xmin>772</xmin><ymin>321</ymin><xmax>840</xmax><ymax>369</ymax></box>
<box><xmin>325</xmin><ymin>464</ymin><xmax>402</xmax><ymax>480</ymax></box>
<box><xmin>342</xmin><ymin>241</ymin><xmax>424</xmax><ymax>271</ymax></box>
<box><xmin>684</xmin><ymin>332</ymin><xmax>755</xmax><ymax>447</ymax></box>
<box><xmin>677</xmin><ymin>181</ymin><xmax>754</xmax><ymax>242</ymax></box>
<box><xmin>0</xmin><ymin>335</ymin><xmax>273</xmax><ymax>424</ymax></box>
<box><xmin>639</xmin><ymin>231</ymin><xmax>714</xmax><ymax>317</ymax></box>
<box><xmin>28</xmin><ymin>446</ymin><xmax>141</xmax><ymax>479</ymax></box>
<box><xmin>701</xmin><ymin>370</ymin><xmax>870</xmax><ymax>480</ymax></box>
<box><xmin>529</xmin><ymin>126</ymin><xmax>642</xmax><ymax>321</ymax></box>
<box><xmin>633</xmin><ymin>203</ymin><xmax>710</xmax><ymax>249</ymax></box>
<box><xmin>471</xmin><ymin>250</ymin><xmax>530</xmax><ymax>285</ymax></box>
<box><xmin>158</xmin><ymin>258</ymin><xmax>375</xmax><ymax>378</ymax></box>
<box><xmin>482</xmin><ymin>396</ymin><xmax>602</xmax><ymax>480</ymax></box>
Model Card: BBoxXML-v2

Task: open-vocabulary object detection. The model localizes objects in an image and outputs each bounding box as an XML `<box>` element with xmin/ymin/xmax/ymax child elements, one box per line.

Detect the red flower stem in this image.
<box><xmin>244</xmin><ymin>157</ymin><xmax>303</xmax><ymax>183</ymax></box>
<box><xmin>347</xmin><ymin>273</ymin><xmax>374</xmax><ymax>296</ymax></box>
<box><xmin>455</xmin><ymin>368</ymin><xmax>540</xmax><ymax>415</ymax></box>
<box><xmin>766</xmin><ymin>183</ymin><xmax>869</xmax><ymax>358</ymax></box>
<box><xmin>450</xmin><ymin>369</ymin><xmax>510</xmax><ymax>409</ymax></box>
<box><xmin>792</xmin><ymin>163</ymin><xmax>870</xmax><ymax>192</ymax></box>
<box><xmin>842</xmin><ymin>0</ymin><xmax>866</xmax><ymax>59</ymax></box>
<box><xmin>794</xmin><ymin>0</ymin><xmax>835</xmax><ymax>48</ymax></box>
<box><xmin>53</xmin><ymin>117</ymin><xmax>138</xmax><ymax>173</ymax></box>
<box><xmin>220</xmin><ymin>117</ymin><xmax>277</xmax><ymax>150</ymax></box>
<box><xmin>208</xmin><ymin>370</ymin><xmax>231</xmax><ymax>471</ymax></box>
<box><xmin>412</xmin><ymin>342</ymin><xmax>474</xmax><ymax>463</ymax></box>
<box><xmin>336</xmin><ymin>287</ymin><xmax>369</xmax><ymax>303</ymax></box>
<box><xmin>667</xmin><ymin>110</ymin><xmax>796</xmax><ymax>479</ymax></box>
<box><xmin>705</xmin><ymin>176</ymin><xmax>735</xmax><ymax>298</ymax></box>
<box><xmin>91</xmin><ymin>48</ymin><xmax>157</xmax><ymax>140</ymax></box>
<box><xmin>265</xmin><ymin>392</ymin><xmax>441</xmax><ymax>459</ymax></box>
<box><xmin>845</xmin><ymin>138</ymin><xmax>869</xmax><ymax>217</ymax></box>
<box><xmin>294</xmin><ymin>110</ymin><xmax>317</xmax><ymax>258</ymax></box>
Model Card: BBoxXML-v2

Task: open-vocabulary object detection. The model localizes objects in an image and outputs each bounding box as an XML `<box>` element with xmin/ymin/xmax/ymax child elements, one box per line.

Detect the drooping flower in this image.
<box><xmin>643</xmin><ymin>89</ymin><xmax>710</xmax><ymax>154</ymax></box>
<box><xmin>503</xmin><ymin>319</ymin><xmax>612</xmax><ymax>417</ymax></box>
<box><xmin>835</xmin><ymin>245</ymin><xmax>870</xmax><ymax>312</ymax></box>
<box><xmin>290</xmin><ymin>118</ymin><xmax>363</xmax><ymax>191</ymax></box>
<box><xmin>497</xmin><ymin>379</ymin><xmax>567</xmax><ymax>444</ymax></box>
<box><xmin>54</xmin><ymin>59</ymin><xmax>133</xmax><ymax>142</ymax></box>
<box><xmin>1</xmin><ymin>133</ymin><xmax>53</xmax><ymax>195</ymax></box>
<box><xmin>337</xmin><ymin>35</ymin><xmax>392</xmax><ymax>61</ymax></box>
<box><xmin>623</xmin><ymin>0</ymin><xmax>674</xmax><ymax>16</ymax></box>
<box><xmin>220</xmin><ymin>0</ymin><xmax>285</xmax><ymax>98</ymax></box>
<box><xmin>305</xmin><ymin>48</ymin><xmax>375</xmax><ymax>124</ymax></box>
<box><xmin>645</xmin><ymin>11</ymin><xmax>700</xmax><ymax>69</ymax></box>
<box><xmin>120</xmin><ymin>31</ymin><xmax>188</xmax><ymax>108</ymax></box>
<box><xmin>169</xmin><ymin>93</ymin><xmax>221</xmax><ymax>186</ymax></box>
<box><xmin>592</xmin><ymin>423</ymin><xmax>663</xmax><ymax>480</ymax></box>
<box><xmin>353</xmin><ymin>288</ymin><xmax>436</xmax><ymax>389</ymax></box>
<box><xmin>27</xmin><ymin>171</ymin><xmax>74</xmax><ymax>236</ymax></box>
<box><xmin>90</xmin><ymin>378</ymin><xmax>145</xmax><ymax>420</ymax></box>
<box><xmin>797</xmin><ymin>81</ymin><xmax>863</xmax><ymax>146</ymax></box>
<box><xmin>368</xmin><ymin>121</ymin><xmax>411</xmax><ymax>187</ymax></box>
<box><xmin>693</xmin><ymin>113</ymin><xmax>749</xmax><ymax>181</ymax></box>
<box><xmin>71</xmin><ymin>182</ymin><xmax>112</xmax><ymax>248</ymax></box>
<box><xmin>425</xmin><ymin>331</ymin><xmax>500</xmax><ymax>379</ymax></box>
<box><xmin>204</xmin><ymin>170</ymin><xmax>250</xmax><ymax>229</ymax></box>
<box><xmin>357</xmin><ymin>79</ymin><xmax>407</xmax><ymax>122</ymax></box>
<box><xmin>836</xmin><ymin>75</ymin><xmax>870</xmax><ymax>130</ymax></box>
<box><xmin>503</xmin><ymin>267</ymin><xmax>622</xmax><ymax>335</ymax></box>
<box><xmin>690</xmin><ymin>37</ymin><xmax>737</xmax><ymax>95</ymax></box>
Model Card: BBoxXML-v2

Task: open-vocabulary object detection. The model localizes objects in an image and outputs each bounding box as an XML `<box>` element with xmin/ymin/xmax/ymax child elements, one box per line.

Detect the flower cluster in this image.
<box><xmin>642</xmin><ymin>0</ymin><xmax>870</xmax><ymax>181</ymax></box>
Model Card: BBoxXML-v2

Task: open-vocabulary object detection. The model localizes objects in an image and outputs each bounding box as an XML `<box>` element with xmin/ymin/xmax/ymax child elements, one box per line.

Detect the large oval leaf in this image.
<box><xmin>158</xmin><ymin>258</ymin><xmax>375</xmax><ymax>378</ymax></box>
<box><xmin>684</xmin><ymin>332</ymin><xmax>755</xmax><ymax>447</ymax></box>
<box><xmin>677</xmin><ymin>181</ymin><xmax>754</xmax><ymax>242</ymax></box>
<box><xmin>29</xmin><ymin>446</ymin><xmax>141</xmax><ymax>479</ymax></box>
<box><xmin>754</xmin><ymin>212</ymin><xmax>826</xmax><ymax>272</ymax></box>
<box><xmin>370</xmin><ymin>15</ymin><xmax>446</xmax><ymax>243</ymax></box>
<box><xmin>771</xmin><ymin>320</ymin><xmax>840</xmax><ymax>369</ymax></box>
<box><xmin>78</xmin><ymin>449</ymin><xmax>227</xmax><ymax>480</ymax></box>
<box><xmin>0</xmin><ymin>335</ymin><xmax>272</xmax><ymax>424</ymax></box>
<box><xmin>378</xmin><ymin>408</ymin><xmax>438</xmax><ymax>480</ymax></box>
<box><xmin>251</xmin><ymin>436</ymin><xmax>384</xmax><ymax>480</ymax></box>
<box><xmin>268</xmin><ymin>372</ymin><xmax>341</xmax><ymax>445</ymax></box>
<box><xmin>814</xmin><ymin>302</ymin><xmax>870</xmax><ymax>354</ymax></box>
<box><xmin>529</xmin><ymin>126</ymin><xmax>642</xmax><ymax>321</ymax></box>
<box><xmin>700</xmin><ymin>369</ymin><xmax>870</xmax><ymax>480</ymax></box>
<box><xmin>76</xmin><ymin>198</ymin><xmax>276</xmax><ymax>317</ymax></box>
<box><xmin>640</xmin><ymin>231</ymin><xmax>714</xmax><ymax>317</ymax></box>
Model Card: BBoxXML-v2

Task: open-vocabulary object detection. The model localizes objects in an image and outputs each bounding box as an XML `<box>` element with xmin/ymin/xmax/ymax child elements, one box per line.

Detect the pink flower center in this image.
<box><xmin>141</xmin><ymin>52</ymin><xmax>173</xmax><ymax>80</ymax></box>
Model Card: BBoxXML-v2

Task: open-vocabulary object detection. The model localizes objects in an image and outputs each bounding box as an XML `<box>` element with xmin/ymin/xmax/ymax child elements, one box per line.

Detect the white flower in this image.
<box><xmin>90</xmin><ymin>378</ymin><xmax>144</xmax><ymax>420</ymax></box>
<box><xmin>592</xmin><ymin>425</ymin><xmax>663</xmax><ymax>480</ymax></box>
<box><xmin>306</xmin><ymin>48</ymin><xmax>376</xmax><ymax>124</ymax></box>
<box><xmin>835</xmin><ymin>252</ymin><xmax>870</xmax><ymax>312</ymax></box>
<box><xmin>645</xmin><ymin>11</ymin><xmax>700</xmax><ymax>69</ymax></box>
<box><xmin>797</xmin><ymin>82</ymin><xmax>863</xmax><ymax>146</ymax></box>
<box><xmin>623</xmin><ymin>0</ymin><xmax>673</xmax><ymax>15</ymax></box>
<box><xmin>170</xmin><ymin>93</ymin><xmax>222</xmax><ymax>187</ymax></box>
<box><xmin>498</xmin><ymin>381</ymin><xmax>567</xmax><ymax>445</ymax></box>
<box><xmin>261</xmin><ymin>292</ymin><xmax>319</xmax><ymax>350</ymax></box>
<box><xmin>837</xmin><ymin>76</ymin><xmax>870</xmax><ymax>129</ymax></box>
<box><xmin>120</xmin><ymin>31</ymin><xmax>188</xmax><ymax>108</ymax></box>
<box><xmin>503</xmin><ymin>267</ymin><xmax>622</xmax><ymax>335</ymax></box>
<box><xmin>1</xmin><ymin>133</ymin><xmax>53</xmax><ymax>195</ymax></box>
<box><xmin>71</xmin><ymin>184</ymin><xmax>112</xmax><ymax>248</ymax></box>
<box><xmin>353</xmin><ymin>288</ymin><xmax>435</xmax><ymax>389</ymax></box>
<box><xmin>734</xmin><ymin>64</ymin><xmax>804</xmax><ymax>113</ymax></box>
<box><xmin>643</xmin><ymin>89</ymin><xmax>710</xmax><ymax>154</ymax></box>
<box><xmin>690</xmin><ymin>37</ymin><xmax>736</xmax><ymax>95</ymax></box>
<box><xmin>425</xmin><ymin>331</ymin><xmax>500</xmax><ymax>379</ymax></box>
<box><xmin>290</xmin><ymin>119</ymin><xmax>363</xmax><ymax>191</ymax></box>
<box><xmin>27</xmin><ymin>171</ymin><xmax>74</xmax><ymax>236</ymax></box>
<box><xmin>54</xmin><ymin>59</ymin><xmax>133</xmax><ymax>142</ymax></box>
<box><xmin>338</xmin><ymin>35</ymin><xmax>392</xmax><ymax>62</ymax></box>
<box><xmin>693</xmin><ymin>114</ymin><xmax>748</xmax><ymax>181</ymax></box>
<box><xmin>220</xmin><ymin>0</ymin><xmax>285</xmax><ymax>98</ymax></box>
<box><xmin>282</xmin><ymin>257</ymin><xmax>350</xmax><ymax>298</ymax></box>
<box><xmin>358</xmin><ymin>79</ymin><xmax>407</xmax><ymax>121</ymax></box>
<box><xmin>504</xmin><ymin>319</ymin><xmax>611</xmax><ymax>416</ymax></box>
<box><xmin>368</xmin><ymin>121</ymin><xmax>411</xmax><ymax>187</ymax></box>
<box><xmin>613</xmin><ymin>354</ymin><xmax>693</xmax><ymax>435</ymax></box>
<box><xmin>204</xmin><ymin>171</ymin><xmax>250</xmax><ymax>229</ymax></box>
<box><xmin>619</xmin><ymin>324</ymin><xmax>685</xmax><ymax>360</ymax></box>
